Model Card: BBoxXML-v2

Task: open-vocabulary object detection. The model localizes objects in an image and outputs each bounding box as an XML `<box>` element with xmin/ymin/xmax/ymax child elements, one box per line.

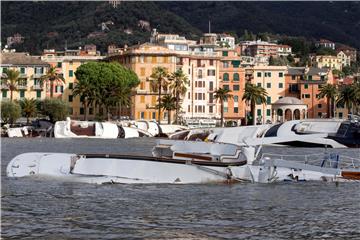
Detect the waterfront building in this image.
<box><xmin>285</xmin><ymin>67</ymin><xmax>335</xmax><ymax>119</ymax></box>
<box><xmin>252</xmin><ymin>66</ymin><xmax>288</xmax><ymax>124</ymax></box>
<box><xmin>0</xmin><ymin>52</ymin><xmax>49</xmax><ymax>101</ymax></box>
<box><xmin>41</xmin><ymin>47</ymin><xmax>104</xmax><ymax>119</ymax></box>
<box><xmin>107</xmin><ymin>43</ymin><xmax>178</xmax><ymax>121</ymax></box>
<box><xmin>239</xmin><ymin>40</ymin><xmax>278</xmax><ymax>58</ymax></box>
<box><xmin>218</xmin><ymin>48</ymin><xmax>246</xmax><ymax>124</ymax></box>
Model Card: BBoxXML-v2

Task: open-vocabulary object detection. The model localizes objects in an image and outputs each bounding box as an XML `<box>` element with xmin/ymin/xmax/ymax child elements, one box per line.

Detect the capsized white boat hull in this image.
<box><xmin>7</xmin><ymin>151</ymin><xmax>356</xmax><ymax>184</ymax></box>
<box><xmin>6</xmin><ymin>152</ymin><xmax>247</xmax><ymax>184</ymax></box>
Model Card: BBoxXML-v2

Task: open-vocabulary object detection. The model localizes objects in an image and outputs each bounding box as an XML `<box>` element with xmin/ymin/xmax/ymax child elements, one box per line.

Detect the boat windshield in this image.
<box><xmin>264</xmin><ymin>123</ymin><xmax>282</xmax><ymax>137</ymax></box>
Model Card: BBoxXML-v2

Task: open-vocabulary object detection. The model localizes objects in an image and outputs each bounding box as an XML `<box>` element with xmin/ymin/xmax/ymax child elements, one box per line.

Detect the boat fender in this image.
<box><xmin>226</xmin><ymin>167</ymin><xmax>233</xmax><ymax>180</ymax></box>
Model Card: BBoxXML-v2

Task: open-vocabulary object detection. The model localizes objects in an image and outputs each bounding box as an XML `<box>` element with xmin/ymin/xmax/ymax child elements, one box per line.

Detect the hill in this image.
<box><xmin>1</xmin><ymin>1</ymin><xmax>360</xmax><ymax>54</ymax></box>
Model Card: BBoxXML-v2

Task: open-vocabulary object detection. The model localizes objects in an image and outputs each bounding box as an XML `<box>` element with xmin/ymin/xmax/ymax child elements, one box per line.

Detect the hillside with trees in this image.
<box><xmin>1</xmin><ymin>1</ymin><xmax>360</xmax><ymax>54</ymax></box>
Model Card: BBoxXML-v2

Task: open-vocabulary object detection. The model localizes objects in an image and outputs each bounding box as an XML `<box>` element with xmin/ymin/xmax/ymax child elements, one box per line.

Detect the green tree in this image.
<box><xmin>41</xmin><ymin>98</ymin><xmax>69</xmax><ymax>123</ymax></box>
<box><xmin>169</xmin><ymin>69</ymin><xmax>189</xmax><ymax>124</ymax></box>
<box><xmin>316</xmin><ymin>47</ymin><xmax>336</xmax><ymax>56</ymax></box>
<box><xmin>317</xmin><ymin>84</ymin><xmax>338</xmax><ymax>118</ymax></box>
<box><xmin>337</xmin><ymin>85</ymin><xmax>356</xmax><ymax>114</ymax></box>
<box><xmin>3</xmin><ymin>69</ymin><xmax>20</xmax><ymax>101</ymax></box>
<box><xmin>19</xmin><ymin>98</ymin><xmax>37</xmax><ymax>124</ymax></box>
<box><xmin>1</xmin><ymin>100</ymin><xmax>21</xmax><ymax>124</ymax></box>
<box><xmin>149</xmin><ymin>67</ymin><xmax>169</xmax><ymax>125</ymax></box>
<box><xmin>159</xmin><ymin>95</ymin><xmax>176</xmax><ymax>124</ymax></box>
<box><xmin>41</xmin><ymin>66</ymin><xmax>65</xmax><ymax>98</ymax></box>
<box><xmin>242</xmin><ymin>83</ymin><xmax>268</xmax><ymax>125</ymax></box>
<box><xmin>75</xmin><ymin>62</ymin><xmax>139</xmax><ymax>121</ymax></box>
<box><xmin>214</xmin><ymin>88</ymin><xmax>233</xmax><ymax>127</ymax></box>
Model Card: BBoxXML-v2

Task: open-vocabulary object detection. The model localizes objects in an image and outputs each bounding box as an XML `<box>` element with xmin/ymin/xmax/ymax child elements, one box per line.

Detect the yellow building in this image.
<box><xmin>0</xmin><ymin>52</ymin><xmax>49</xmax><ymax>101</ymax></box>
<box><xmin>312</xmin><ymin>55</ymin><xmax>342</xmax><ymax>70</ymax></box>
<box><xmin>41</xmin><ymin>48</ymin><xmax>103</xmax><ymax>120</ymax></box>
<box><xmin>252</xmin><ymin>65</ymin><xmax>288</xmax><ymax>124</ymax></box>
<box><xmin>108</xmin><ymin>43</ymin><xmax>178</xmax><ymax>121</ymax></box>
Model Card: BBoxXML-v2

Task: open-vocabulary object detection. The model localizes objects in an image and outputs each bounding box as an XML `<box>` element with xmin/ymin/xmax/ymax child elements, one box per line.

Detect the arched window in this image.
<box><xmin>223</xmin><ymin>73</ymin><xmax>229</xmax><ymax>81</ymax></box>
<box><xmin>233</xmin><ymin>73</ymin><xmax>239</xmax><ymax>81</ymax></box>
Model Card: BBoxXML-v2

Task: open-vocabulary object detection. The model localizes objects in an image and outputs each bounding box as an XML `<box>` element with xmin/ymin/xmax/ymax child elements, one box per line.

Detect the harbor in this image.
<box><xmin>2</xmin><ymin>138</ymin><xmax>360</xmax><ymax>239</ymax></box>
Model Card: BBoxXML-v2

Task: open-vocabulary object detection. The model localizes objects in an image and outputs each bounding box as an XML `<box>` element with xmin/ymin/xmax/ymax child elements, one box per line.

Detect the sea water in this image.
<box><xmin>1</xmin><ymin>138</ymin><xmax>360</xmax><ymax>239</ymax></box>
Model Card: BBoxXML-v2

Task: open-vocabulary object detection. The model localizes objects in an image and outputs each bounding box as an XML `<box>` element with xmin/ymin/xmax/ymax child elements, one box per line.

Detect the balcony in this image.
<box><xmin>17</xmin><ymin>85</ymin><xmax>28</xmax><ymax>90</ymax></box>
<box><xmin>32</xmin><ymin>85</ymin><xmax>43</xmax><ymax>90</ymax></box>
<box><xmin>0</xmin><ymin>84</ymin><xmax>9</xmax><ymax>90</ymax></box>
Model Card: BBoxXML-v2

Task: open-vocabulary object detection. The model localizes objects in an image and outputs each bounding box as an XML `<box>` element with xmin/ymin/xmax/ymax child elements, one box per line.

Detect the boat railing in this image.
<box><xmin>260</xmin><ymin>153</ymin><xmax>360</xmax><ymax>169</ymax></box>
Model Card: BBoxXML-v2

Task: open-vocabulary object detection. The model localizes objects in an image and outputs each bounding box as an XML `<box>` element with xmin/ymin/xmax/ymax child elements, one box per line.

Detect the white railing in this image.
<box><xmin>260</xmin><ymin>152</ymin><xmax>360</xmax><ymax>169</ymax></box>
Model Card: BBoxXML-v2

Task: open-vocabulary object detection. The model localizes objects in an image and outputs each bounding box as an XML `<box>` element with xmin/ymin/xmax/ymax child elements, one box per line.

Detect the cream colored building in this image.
<box><xmin>41</xmin><ymin>48</ymin><xmax>104</xmax><ymax>119</ymax></box>
<box><xmin>336</xmin><ymin>51</ymin><xmax>351</xmax><ymax>68</ymax></box>
<box><xmin>252</xmin><ymin>65</ymin><xmax>288</xmax><ymax>124</ymax></box>
<box><xmin>312</xmin><ymin>55</ymin><xmax>342</xmax><ymax>70</ymax></box>
<box><xmin>1</xmin><ymin>52</ymin><xmax>49</xmax><ymax>101</ymax></box>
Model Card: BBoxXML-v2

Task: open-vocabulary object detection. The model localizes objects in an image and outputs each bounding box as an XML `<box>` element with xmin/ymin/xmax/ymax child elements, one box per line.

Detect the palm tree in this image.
<box><xmin>3</xmin><ymin>69</ymin><xmax>20</xmax><ymax>101</ymax></box>
<box><xmin>169</xmin><ymin>69</ymin><xmax>189</xmax><ymax>124</ymax></box>
<box><xmin>41</xmin><ymin>66</ymin><xmax>65</xmax><ymax>98</ymax></box>
<box><xmin>214</xmin><ymin>88</ymin><xmax>233</xmax><ymax>127</ymax></box>
<box><xmin>159</xmin><ymin>95</ymin><xmax>176</xmax><ymax>124</ymax></box>
<box><xmin>317</xmin><ymin>84</ymin><xmax>338</xmax><ymax>118</ymax></box>
<box><xmin>72</xmin><ymin>78</ymin><xmax>95</xmax><ymax>121</ymax></box>
<box><xmin>149</xmin><ymin>67</ymin><xmax>169</xmax><ymax>125</ymax></box>
<box><xmin>337</xmin><ymin>85</ymin><xmax>356</xmax><ymax>115</ymax></box>
<box><xmin>19</xmin><ymin>98</ymin><xmax>37</xmax><ymax>124</ymax></box>
<box><xmin>242</xmin><ymin>83</ymin><xmax>268</xmax><ymax>125</ymax></box>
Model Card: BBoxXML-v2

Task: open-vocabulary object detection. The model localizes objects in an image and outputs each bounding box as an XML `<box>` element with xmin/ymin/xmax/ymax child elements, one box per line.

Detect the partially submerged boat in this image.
<box><xmin>54</xmin><ymin>118</ymin><xmax>152</xmax><ymax>139</ymax></box>
<box><xmin>7</xmin><ymin>139</ymin><xmax>360</xmax><ymax>184</ymax></box>
<box><xmin>6</xmin><ymin>140</ymin><xmax>249</xmax><ymax>184</ymax></box>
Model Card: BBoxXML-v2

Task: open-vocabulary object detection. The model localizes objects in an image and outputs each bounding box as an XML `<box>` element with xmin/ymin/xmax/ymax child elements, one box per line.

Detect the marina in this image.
<box><xmin>2</xmin><ymin>138</ymin><xmax>360</xmax><ymax>239</ymax></box>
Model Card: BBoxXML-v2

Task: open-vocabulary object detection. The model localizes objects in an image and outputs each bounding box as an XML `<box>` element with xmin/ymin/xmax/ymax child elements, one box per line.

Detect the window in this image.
<box><xmin>279</xmin><ymin>72</ymin><xmax>283</xmax><ymax>77</ymax></box>
<box><xmin>232</xmin><ymin>61</ymin><xmax>240</xmax><ymax>68</ymax></box>
<box><xmin>257</xmin><ymin>109</ymin><xmax>262</xmax><ymax>116</ymax></box>
<box><xmin>69</xmin><ymin>108</ymin><xmax>73</xmax><ymax>115</ymax></box>
<box><xmin>152</xmin><ymin>112</ymin><xmax>156</xmax><ymax>120</ymax></box>
<box><xmin>267</xmin><ymin>109</ymin><xmax>271</xmax><ymax>116</ymax></box>
<box><xmin>302</xmin><ymin>94</ymin><xmax>310</xmax><ymax>98</ymax></box>
<box><xmin>209</xmin><ymin>82</ymin><xmax>214</xmax><ymax>91</ymax></box>
<box><xmin>318</xmin><ymin>104</ymin><xmax>322</xmax><ymax>108</ymax></box>
<box><xmin>68</xmin><ymin>95</ymin><xmax>73</xmax><ymax>102</ymax></box>
<box><xmin>222</xmin><ymin>51</ymin><xmax>228</xmax><ymax>56</ymax></box>
<box><xmin>209</xmin><ymin>93</ymin><xmax>214</xmax><ymax>103</ymax></box>
<box><xmin>234</xmin><ymin>107</ymin><xmax>238</xmax><ymax>113</ymax></box>
<box><xmin>140</xmin><ymin>112</ymin><xmax>145</xmax><ymax>119</ymax></box>
<box><xmin>139</xmin><ymin>56</ymin><xmax>144</xmax><ymax>63</ymax></box>
<box><xmin>224</xmin><ymin>107</ymin><xmax>228</xmax><ymax>113</ymax></box>
<box><xmin>257</xmin><ymin>83</ymin><xmax>261</xmax><ymax>87</ymax></box>
<box><xmin>223</xmin><ymin>61</ymin><xmax>229</xmax><ymax>68</ymax></box>
<box><xmin>2</xmin><ymin>90</ymin><xmax>7</xmax><ymax>98</ymax></box>
<box><xmin>61</xmin><ymin>86</ymin><xmax>64</xmax><ymax>93</ymax></box>
<box><xmin>20</xmin><ymin>67</ymin><xmax>25</xmax><ymax>74</ymax></box>
<box><xmin>207</xmin><ymin>69</ymin><xmax>215</xmax><ymax>76</ymax></box>
<box><xmin>89</xmin><ymin>108</ymin><xmax>94</xmax><ymax>115</ymax></box>
<box><xmin>209</xmin><ymin>106</ymin><xmax>213</xmax><ymax>113</ymax></box>
<box><xmin>69</xmin><ymin>83</ymin><xmax>73</xmax><ymax>89</ymax></box>
<box><xmin>188</xmin><ymin>105</ymin><xmax>190</xmax><ymax>112</ymax></box>
<box><xmin>80</xmin><ymin>108</ymin><xmax>84</xmax><ymax>115</ymax></box>
<box><xmin>265</xmin><ymin>72</ymin><xmax>271</xmax><ymax>77</ymax></box>
<box><xmin>198</xmin><ymin>69</ymin><xmax>203</xmax><ymax>79</ymax></box>
<box><xmin>233</xmin><ymin>85</ymin><xmax>239</xmax><ymax>91</ymax></box>
<box><xmin>234</xmin><ymin>96</ymin><xmax>238</xmax><ymax>102</ymax></box>
<box><xmin>152</xmin><ymin>56</ymin><xmax>157</xmax><ymax>64</ymax></box>
<box><xmin>292</xmin><ymin>76</ymin><xmax>296</xmax><ymax>80</ymax></box>
<box><xmin>69</xmin><ymin>61</ymin><xmax>73</xmax><ymax>65</ymax></box>
<box><xmin>266</xmin><ymin>83</ymin><xmax>271</xmax><ymax>88</ymax></box>
<box><xmin>20</xmin><ymin>90</ymin><xmax>25</xmax><ymax>98</ymax></box>
<box><xmin>266</xmin><ymin>96</ymin><xmax>271</xmax><ymax>104</ymax></box>
<box><xmin>57</xmin><ymin>62</ymin><xmax>62</xmax><ymax>68</ymax></box>
<box><xmin>209</xmin><ymin>60</ymin><xmax>214</xmax><ymax>66</ymax></box>
<box><xmin>257</xmin><ymin>72</ymin><xmax>262</xmax><ymax>77</ymax></box>
<box><xmin>197</xmin><ymin>59</ymin><xmax>201</xmax><ymax>67</ymax></box>
<box><xmin>308</xmin><ymin>75</ymin><xmax>312</xmax><ymax>81</ymax></box>
<box><xmin>339</xmin><ymin>112</ymin><xmax>343</xmax><ymax>118</ymax></box>
<box><xmin>279</xmin><ymin>83</ymin><xmax>283</xmax><ymax>88</ymax></box>
<box><xmin>69</xmin><ymin>70</ymin><xmax>74</xmax><ymax>77</ymax></box>
<box><xmin>223</xmin><ymin>73</ymin><xmax>229</xmax><ymax>81</ymax></box>
<box><xmin>233</xmin><ymin>73</ymin><xmax>239</xmax><ymax>81</ymax></box>
<box><xmin>36</xmin><ymin>90</ymin><xmax>41</xmax><ymax>99</ymax></box>
<box><xmin>304</xmin><ymin>84</ymin><xmax>308</xmax><ymax>89</ymax></box>
<box><xmin>223</xmin><ymin>85</ymin><xmax>229</xmax><ymax>90</ymax></box>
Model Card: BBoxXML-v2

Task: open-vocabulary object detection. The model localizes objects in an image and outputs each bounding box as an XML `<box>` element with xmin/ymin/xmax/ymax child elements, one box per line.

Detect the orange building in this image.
<box><xmin>218</xmin><ymin>49</ymin><xmax>246</xmax><ymax>124</ymax></box>
<box><xmin>285</xmin><ymin>67</ymin><xmax>334</xmax><ymax>118</ymax></box>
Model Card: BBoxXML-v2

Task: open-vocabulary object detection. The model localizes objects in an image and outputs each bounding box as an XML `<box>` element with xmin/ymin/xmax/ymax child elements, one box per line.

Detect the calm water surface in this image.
<box><xmin>1</xmin><ymin>138</ymin><xmax>360</xmax><ymax>239</ymax></box>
